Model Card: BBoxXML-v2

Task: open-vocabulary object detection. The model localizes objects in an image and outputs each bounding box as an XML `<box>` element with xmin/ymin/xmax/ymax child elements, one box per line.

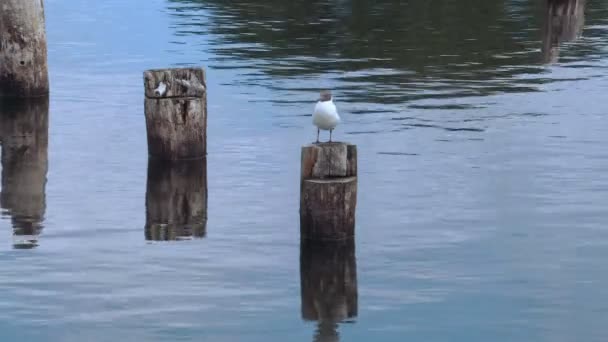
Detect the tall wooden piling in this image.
<box><xmin>300</xmin><ymin>238</ymin><xmax>358</xmax><ymax>341</ymax></box>
<box><xmin>0</xmin><ymin>98</ymin><xmax>49</xmax><ymax>248</ymax></box>
<box><xmin>300</xmin><ymin>142</ymin><xmax>357</xmax><ymax>241</ymax></box>
<box><xmin>0</xmin><ymin>0</ymin><xmax>49</xmax><ymax>97</ymax></box>
<box><xmin>143</xmin><ymin>68</ymin><xmax>207</xmax><ymax>160</ymax></box>
<box><xmin>145</xmin><ymin>158</ymin><xmax>208</xmax><ymax>241</ymax></box>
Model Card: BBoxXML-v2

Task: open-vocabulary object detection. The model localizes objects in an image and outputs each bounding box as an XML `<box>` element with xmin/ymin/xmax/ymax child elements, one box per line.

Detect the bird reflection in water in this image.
<box><xmin>0</xmin><ymin>98</ymin><xmax>49</xmax><ymax>249</ymax></box>
<box><xmin>542</xmin><ymin>0</ymin><xmax>587</xmax><ymax>63</ymax></box>
<box><xmin>300</xmin><ymin>238</ymin><xmax>358</xmax><ymax>342</ymax></box>
<box><xmin>145</xmin><ymin>158</ymin><xmax>207</xmax><ymax>241</ymax></box>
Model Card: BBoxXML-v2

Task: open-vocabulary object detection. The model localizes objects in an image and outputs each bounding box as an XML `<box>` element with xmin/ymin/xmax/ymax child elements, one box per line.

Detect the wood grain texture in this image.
<box><xmin>144</xmin><ymin>68</ymin><xmax>206</xmax><ymax>99</ymax></box>
<box><xmin>145</xmin><ymin>158</ymin><xmax>207</xmax><ymax>241</ymax></box>
<box><xmin>144</xmin><ymin>96</ymin><xmax>206</xmax><ymax>160</ymax></box>
<box><xmin>301</xmin><ymin>142</ymin><xmax>357</xmax><ymax>180</ymax></box>
<box><xmin>0</xmin><ymin>0</ymin><xmax>49</xmax><ymax>97</ymax></box>
<box><xmin>300</xmin><ymin>177</ymin><xmax>357</xmax><ymax>241</ymax></box>
<box><xmin>144</xmin><ymin>68</ymin><xmax>207</xmax><ymax>160</ymax></box>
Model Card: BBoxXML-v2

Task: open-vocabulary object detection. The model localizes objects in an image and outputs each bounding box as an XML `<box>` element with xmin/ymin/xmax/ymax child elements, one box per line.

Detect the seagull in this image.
<box><xmin>313</xmin><ymin>90</ymin><xmax>340</xmax><ymax>143</ymax></box>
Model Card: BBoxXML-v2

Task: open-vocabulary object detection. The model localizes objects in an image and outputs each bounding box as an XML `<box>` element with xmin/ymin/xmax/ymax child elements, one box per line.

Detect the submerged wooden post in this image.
<box><xmin>300</xmin><ymin>238</ymin><xmax>358</xmax><ymax>341</ymax></box>
<box><xmin>0</xmin><ymin>98</ymin><xmax>49</xmax><ymax>248</ymax></box>
<box><xmin>542</xmin><ymin>0</ymin><xmax>586</xmax><ymax>63</ymax></box>
<box><xmin>143</xmin><ymin>68</ymin><xmax>207</xmax><ymax>160</ymax></box>
<box><xmin>145</xmin><ymin>158</ymin><xmax>208</xmax><ymax>241</ymax></box>
<box><xmin>300</xmin><ymin>142</ymin><xmax>357</xmax><ymax>241</ymax></box>
<box><xmin>0</xmin><ymin>0</ymin><xmax>49</xmax><ymax>97</ymax></box>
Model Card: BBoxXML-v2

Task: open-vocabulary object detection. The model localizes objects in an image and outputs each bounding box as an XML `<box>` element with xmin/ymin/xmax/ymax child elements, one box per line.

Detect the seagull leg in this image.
<box><xmin>329</xmin><ymin>129</ymin><xmax>333</xmax><ymax>142</ymax></box>
<box><xmin>316</xmin><ymin>128</ymin><xmax>320</xmax><ymax>143</ymax></box>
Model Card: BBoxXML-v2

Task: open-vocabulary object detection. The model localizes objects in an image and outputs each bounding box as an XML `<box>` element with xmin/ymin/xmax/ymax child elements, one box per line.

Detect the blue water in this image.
<box><xmin>1</xmin><ymin>0</ymin><xmax>608</xmax><ymax>340</ymax></box>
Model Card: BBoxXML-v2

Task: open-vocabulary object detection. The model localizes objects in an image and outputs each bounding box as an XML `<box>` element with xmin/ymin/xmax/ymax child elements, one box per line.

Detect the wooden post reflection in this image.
<box><xmin>0</xmin><ymin>98</ymin><xmax>49</xmax><ymax>249</ymax></box>
<box><xmin>145</xmin><ymin>158</ymin><xmax>207</xmax><ymax>240</ymax></box>
<box><xmin>300</xmin><ymin>238</ymin><xmax>358</xmax><ymax>342</ymax></box>
<box><xmin>542</xmin><ymin>0</ymin><xmax>586</xmax><ymax>63</ymax></box>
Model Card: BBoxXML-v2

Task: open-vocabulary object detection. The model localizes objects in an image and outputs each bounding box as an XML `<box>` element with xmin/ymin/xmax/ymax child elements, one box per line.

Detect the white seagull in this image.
<box><xmin>313</xmin><ymin>90</ymin><xmax>340</xmax><ymax>143</ymax></box>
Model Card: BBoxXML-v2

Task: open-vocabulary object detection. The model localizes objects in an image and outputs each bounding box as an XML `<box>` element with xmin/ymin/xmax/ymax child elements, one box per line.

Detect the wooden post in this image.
<box><xmin>300</xmin><ymin>238</ymin><xmax>358</xmax><ymax>341</ymax></box>
<box><xmin>0</xmin><ymin>98</ymin><xmax>49</xmax><ymax>248</ymax></box>
<box><xmin>542</xmin><ymin>0</ymin><xmax>586</xmax><ymax>63</ymax></box>
<box><xmin>143</xmin><ymin>68</ymin><xmax>207</xmax><ymax>160</ymax></box>
<box><xmin>145</xmin><ymin>158</ymin><xmax>207</xmax><ymax>241</ymax></box>
<box><xmin>0</xmin><ymin>0</ymin><xmax>49</xmax><ymax>97</ymax></box>
<box><xmin>300</xmin><ymin>142</ymin><xmax>357</xmax><ymax>241</ymax></box>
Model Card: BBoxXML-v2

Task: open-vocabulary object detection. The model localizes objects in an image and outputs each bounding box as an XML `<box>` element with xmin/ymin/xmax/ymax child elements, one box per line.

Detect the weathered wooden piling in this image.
<box><xmin>300</xmin><ymin>238</ymin><xmax>358</xmax><ymax>341</ymax></box>
<box><xmin>300</xmin><ymin>142</ymin><xmax>357</xmax><ymax>241</ymax></box>
<box><xmin>143</xmin><ymin>67</ymin><xmax>207</xmax><ymax>160</ymax></box>
<box><xmin>145</xmin><ymin>158</ymin><xmax>208</xmax><ymax>241</ymax></box>
<box><xmin>0</xmin><ymin>98</ymin><xmax>49</xmax><ymax>248</ymax></box>
<box><xmin>542</xmin><ymin>0</ymin><xmax>586</xmax><ymax>63</ymax></box>
<box><xmin>0</xmin><ymin>0</ymin><xmax>49</xmax><ymax>97</ymax></box>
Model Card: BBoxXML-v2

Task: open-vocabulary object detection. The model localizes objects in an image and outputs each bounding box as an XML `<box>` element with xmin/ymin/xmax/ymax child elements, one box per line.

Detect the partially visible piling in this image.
<box><xmin>300</xmin><ymin>238</ymin><xmax>358</xmax><ymax>341</ymax></box>
<box><xmin>145</xmin><ymin>158</ymin><xmax>208</xmax><ymax>241</ymax></box>
<box><xmin>300</xmin><ymin>142</ymin><xmax>357</xmax><ymax>241</ymax></box>
<box><xmin>143</xmin><ymin>68</ymin><xmax>207</xmax><ymax>160</ymax></box>
<box><xmin>0</xmin><ymin>0</ymin><xmax>49</xmax><ymax>97</ymax></box>
<box><xmin>542</xmin><ymin>0</ymin><xmax>586</xmax><ymax>63</ymax></box>
<box><xmin>0</xmin><ymin>98</ymin><xmax>49</xmax><ymax>248</ymax></box>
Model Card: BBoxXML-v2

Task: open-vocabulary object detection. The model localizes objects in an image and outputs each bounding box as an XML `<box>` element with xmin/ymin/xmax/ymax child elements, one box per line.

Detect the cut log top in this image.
<box><xmin>301</xmin><ymin>142</ymin><xmax>357</xmax><ymax>180</ymax></box>
<box><xmin>144</xmin><ymin>68</ymin><xmax>206</xmax><ymax>99</ymax></box>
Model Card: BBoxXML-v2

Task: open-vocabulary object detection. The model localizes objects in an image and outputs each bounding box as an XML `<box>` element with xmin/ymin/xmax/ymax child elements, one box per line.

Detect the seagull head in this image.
<box><xmin>318</xmin><ymin>90</ymin><xmax>332</xmax><ymax>102</ymax></box>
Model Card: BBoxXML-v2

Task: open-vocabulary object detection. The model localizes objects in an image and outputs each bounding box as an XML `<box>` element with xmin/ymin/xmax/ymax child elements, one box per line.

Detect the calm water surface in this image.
<box><xmin>1</xmin><ymin>0</ymin><xmax>608</xmax><ymax>340</ymax></box>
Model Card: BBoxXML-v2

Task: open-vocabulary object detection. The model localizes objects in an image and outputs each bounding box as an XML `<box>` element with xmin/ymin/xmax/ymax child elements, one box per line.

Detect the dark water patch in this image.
<box><xmin>404</xmin><ymin>123</ymin><xmax>439</xmax><ymax>129</ymax></box>
<box><xmin>274</xmin><ymin>113</ymin><xmax>311</xmax><ymax>118</ymax></box>
<box><xmin>209</xmin><ymin>65</ymin><xmax>262</xmax><ymax>70</ymax></box>
<box><xmin>443</xmin><ymin>127</ymin><xmax>485</xmax><ymax>132</ymax></box>
<box><xmin>517</xmin><ymin>77</ymin><xmax>591</xmax><ymax>84</ymax></box>
<box><xmin>562</xmin><ymin>63</ymin><xmax>606</xmax><ymax>69</ymax></box>
<box><xmin>403</xmin><ymin>122</ymin><xmax>484</xmax><ymax>133</ymax></box>
<box><xmin>390</xmin><ymin>117</ymin><xmax>416</xmax><ymax>122</ymax></box>
<box><xmin>409</xmin><ymin>104</ymin><xmax>482</xmax><ymax>110</ymax></box>
<box><xmin>519</xmin><ymin>112</ymin><xmax>550</xmax><ymax>117</ymax></box>
<box><xmin>391</xmin><ymin>127</ymin><xmax>413</xmax><ymax>132</ymax></box>
<box><xmin>350</xmin><ymin>109</ymin><xmax>398</xmax><ymax>115</ymax></box>
<box><xmin>481</xmin><ymin>85</ymin><xmax>542</xmax><ymax>94</ymax></box>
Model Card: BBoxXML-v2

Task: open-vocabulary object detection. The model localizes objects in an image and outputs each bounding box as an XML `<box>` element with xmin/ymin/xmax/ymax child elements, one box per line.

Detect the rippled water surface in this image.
<box><xmin>1</xmin><ymin>0</ymin><xmax>608</xmax><ymax>340</ymax></box>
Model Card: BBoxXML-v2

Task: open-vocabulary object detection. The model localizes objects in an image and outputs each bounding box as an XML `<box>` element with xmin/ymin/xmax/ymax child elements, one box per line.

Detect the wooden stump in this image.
<box><xmin>143</xmin><ymin>68</ymin><xmax>207</xmax><ymax>160</ymax></box>
<box><xmin>300</xmin><ymin>142</ymin><xmax>357</xmax><ymax>241</ymax></box>
<box><xmin>145</xmin><ymin>158</ymin><xmax>208</xmax><ymax>241</ymax></box>
<box><xmin>301</xmin><ymin>142</ymin><xmax>357</xmax><ymax>180</ymax></box>
<box><xmin>300</xmin><ymin>238</ymin><xmax>358</xmax><ymax>341</ymax></box>
<box><xmin>0</xmin><ymin>98</ymin><xmax>49</xmax><ymax>248</ymax></box>
<box><xmin>0</xmin><ymin>0</ymin><xmax>49</xmax><ymax>97</ymax></box>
